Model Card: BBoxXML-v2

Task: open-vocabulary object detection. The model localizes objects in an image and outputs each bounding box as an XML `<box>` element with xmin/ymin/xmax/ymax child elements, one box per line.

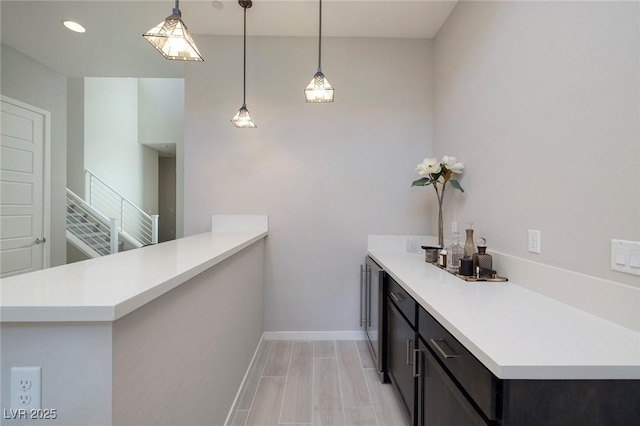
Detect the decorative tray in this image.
<box><xmin>432</xmin><ymin>263</ymin><xmax>508</xmax><ymax>282</ymax></box>
<box><xmin>454</xmin><ymin>274</ymin><xmax>508</xmax><ymax>283</ymax></box>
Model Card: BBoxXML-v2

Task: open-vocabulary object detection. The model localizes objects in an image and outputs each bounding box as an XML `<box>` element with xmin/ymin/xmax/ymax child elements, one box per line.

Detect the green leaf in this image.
<box><xmin>449</xmin><ymin>179</ymin><xmax>464</xmax><ymax>193</ymax></box>
<box><xmin>411</xmin><ymin>177</ymin><xmax>433</xmax><ymax>187</ymax></box>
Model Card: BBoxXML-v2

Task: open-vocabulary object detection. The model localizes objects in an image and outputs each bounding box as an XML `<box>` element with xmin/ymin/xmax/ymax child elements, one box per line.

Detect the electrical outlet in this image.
<box><xmin>18</xmin><ymin>393</ymin><xmax>32</xmax><ymax>405</ymax></box>
<box><xmin>528</xmin><ymin>230</ymin><xmax>541</xmax><ymax>254</ymax></box>
<box><xmin>11</xmin><ymin>367</ymin><xmax>41</xmax><ymax>409</ymax></box>
<box><xmin>19</xmin><ymin>378</ymin><xmax>32</xmax><ymax>390</ymax></box>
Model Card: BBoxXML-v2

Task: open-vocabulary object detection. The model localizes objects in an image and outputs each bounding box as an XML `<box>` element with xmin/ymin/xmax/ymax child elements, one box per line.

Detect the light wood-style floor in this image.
<box><xmin>229</xmin><ymin>340</ymin><xmax>410</xmax><ymax>426</ymax></box>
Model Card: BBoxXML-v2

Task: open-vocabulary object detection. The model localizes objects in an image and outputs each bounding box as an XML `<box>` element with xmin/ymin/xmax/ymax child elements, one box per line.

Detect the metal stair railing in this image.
<box><xmin>66</xmin><ymin>189</ymin><xmax>120</xmax><ymax>256</ymax></box>
<box><xmin>85</xmin><ymin>170</ymin><xmax>158</xmax><ymax>247</ymax></box>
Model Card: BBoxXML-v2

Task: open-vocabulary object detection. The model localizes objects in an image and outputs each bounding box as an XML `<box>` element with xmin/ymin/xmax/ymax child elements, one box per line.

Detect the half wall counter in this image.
<box><xmin>0</xmin><ymin>215</ymin><xmax>268</xmax><ymax>426</ymax></box>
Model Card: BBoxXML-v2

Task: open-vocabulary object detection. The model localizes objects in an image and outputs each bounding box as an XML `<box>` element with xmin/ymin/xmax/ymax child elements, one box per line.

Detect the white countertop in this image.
<box><xmin>0</xmin><ymin>230</ymin><xmax>267</xmax><ymax>322</ymax></box>
<box><xmin>368</xmin><ymin>250</ymin><xmax>640</xmax><ymax>380</ymax></box>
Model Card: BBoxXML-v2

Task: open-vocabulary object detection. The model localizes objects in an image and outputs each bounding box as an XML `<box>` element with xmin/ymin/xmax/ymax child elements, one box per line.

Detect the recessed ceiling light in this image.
<box><xmin>212</xmin><ymin>1</ymin><xmax>224</xmax><ymax>10</ymax></box>
<box><xmin>62</xmin><ymin>20</ymin><xmax>86</xmax><ymax>33</ymax></box>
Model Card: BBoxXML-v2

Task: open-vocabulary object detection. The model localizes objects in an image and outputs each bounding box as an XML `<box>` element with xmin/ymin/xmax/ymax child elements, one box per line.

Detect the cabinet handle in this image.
<box><xmin>406</xmin><ymin>339</ymin><xmax>414</xmax><ymax>366</ymax></box>
<box><xmin>429</xmin><ymin>338</ymin><xmax>460</xmax><ymax>359</ymax></box>
<box><xmin>413</xmin><ymin>349</ymin><xmax>421</xmax><ymax>378</ymax></box>
<box><xmin>360</xmin><ymin>265</ymin><xmax>365</xmax><ymax>327</ymax></box>
<box><xmin>390</xmin><ymin>292</ymin><xmax>404</xmax><ymax>303</ymax></box>
<box><xmin>365</xmin><ymin>266</ymin><xmax>371</xmax><ymax>327</ymax></box>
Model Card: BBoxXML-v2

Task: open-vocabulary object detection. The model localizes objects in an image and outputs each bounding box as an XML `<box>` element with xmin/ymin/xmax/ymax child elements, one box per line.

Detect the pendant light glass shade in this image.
<box><xmin>143</xmin><ymin>2</ymin><xmax>203</xmax><ymax>61</ymax></box>
<box><xmin>231</xmin><ymin>105</ymin><xmax>257</xmax><ymax>128</ymax></box>
<box><xmin>231</xmin><ymin>0</ymin><xmax>257</xmax><ymax>128</ymax></box>
<box><xmin>304</xmin><ymin>71</ymin><xmax>334</xmax><ymax>103</ymax></box>
<box><xmin>305</xmin><ymin>0</ymin><xmax>334</xmax><ymax>103</ymax></box>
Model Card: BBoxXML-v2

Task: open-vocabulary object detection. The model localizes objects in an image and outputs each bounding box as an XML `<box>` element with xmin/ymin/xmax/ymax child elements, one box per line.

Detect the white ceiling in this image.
<box><xmin>1</xmin><ymin>0</ymin><xmax>457</xmax><ymax>78</ymax></box>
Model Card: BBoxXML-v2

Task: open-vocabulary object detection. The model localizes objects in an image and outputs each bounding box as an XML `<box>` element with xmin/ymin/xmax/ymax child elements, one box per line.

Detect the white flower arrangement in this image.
<box><xmin>412</xmin><ymin>156</ymin><xmax>465</xmax><ymax>247</ymax></box>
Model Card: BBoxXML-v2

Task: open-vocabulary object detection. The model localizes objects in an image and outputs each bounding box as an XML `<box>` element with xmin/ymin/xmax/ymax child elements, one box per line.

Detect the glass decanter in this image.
<box><xmin>446</xmin><ymin>231</ymin><xmax>464</xmax><ymax>272</ymax></box>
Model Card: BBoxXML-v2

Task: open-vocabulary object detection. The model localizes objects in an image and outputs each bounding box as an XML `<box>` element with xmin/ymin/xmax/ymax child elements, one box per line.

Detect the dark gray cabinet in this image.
<box><xmin>387</xmin><ymin>301</ymin><xmax>416</xmax><ymax>422</ymax></box>
<box><xmin>417</xmin><ymin>306</ymin><xmax>493</xmax><ymax>426</ymax></box>
<box><xmin>418</xmin><ymin>339</ymin><xmax>488</xmax><ymax>426</ymax></box>
<box><xmin>386</xmin><ymin>278</ymin><xmax>417</xmax><ymax>425</ymax></box>
<box><xmin>384</xmin><ymin>275</ymin><xmax>640</xmax><ymax>426</ymax></box>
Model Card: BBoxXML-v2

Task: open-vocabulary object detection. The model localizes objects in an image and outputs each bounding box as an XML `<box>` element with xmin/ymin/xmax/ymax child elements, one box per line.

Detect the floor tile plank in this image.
<box><xmin>230</xmin><ymin>410</ymin><xmax>249</xmax><ymax>426</ymax></box>
<box><xmin>363</xmin><ymin>368</ymin><xmax>409</xmax><ymax>426</ymax></box>
<box><xmin>280</xmin><ymin>342</ymin><xmax>314</xmax><ymax>424</ymax></box>
<box><xmin>344</xmin><ymin>406</ymin><xmax>378</xmax><ymax>426</ymax></box>
<box><xmin>264</xmin><ymin>340</ymin><xmax>294</xmax><ymax>377</ymax></box>
<box><xmin>336</xmin><ymin>341</ymin><xmax>372</xmax><ymax>407</ymax></box>
<box><xmin>313</xmin><ymin>358</ymin><xmax>344</xmax><ymax>426</ymax></box>
<box><xmin>236</xmin><ymin>341</ymin><xmax>406</xmax><ymax>426</ymax></box>
<box><xmin>314</xmin><ymin>341</ymin><xmax>336</xmax><ymax>358</ymax></box>
<box><xmin>237</xmin><ymin>340</ymin><xmax>274</xmax><ymax>410</ymax></box>
<box><xmin>355</xmin><ymin>340</ymin><xmax>375</xmax><ymax>369</ymax></box>
<box><xmin>246</xmin><ymin>377</ymin><xmax>287</xmax><ymax>426</ymax></box>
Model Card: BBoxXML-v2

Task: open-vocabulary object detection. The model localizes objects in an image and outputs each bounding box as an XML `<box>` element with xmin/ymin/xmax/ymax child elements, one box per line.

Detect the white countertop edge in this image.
<box><xmin>1</xmin><ymin>230</ymin><xmax>267</xmax><ymax>323</ymax></box>
<box><xmin>368</xmin><ymin>250</ymin><xmax>640</xmax><ymax>380</ymax></box>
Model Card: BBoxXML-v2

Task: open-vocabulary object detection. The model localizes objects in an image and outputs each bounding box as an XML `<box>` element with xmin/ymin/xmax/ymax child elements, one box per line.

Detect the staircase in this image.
<box><xmin>66</xmin><ymin>189</ymin><xmax>120</xmax><ymax>257</ymax></box>
<box><xmin>66</xmin><ymin>171</ymin><xmax>159</xmax><ymax>258</ymax></box>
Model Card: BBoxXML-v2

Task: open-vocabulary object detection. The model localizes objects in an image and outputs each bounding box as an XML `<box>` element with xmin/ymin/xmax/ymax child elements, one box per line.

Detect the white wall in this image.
<box><xmin>1</xmin><ymin>44</ymin><xmax>67</xmax><ymax>267</ymax></box>
<box><xmin>84</xmin><ymin>78</ymin><xmax>159</xmax><ymax>214</ymax></box>
<box><xmin>184</xmin><ymin>36</ymin><xmax>434</xmax><ymax>332</ymax></box>
<box><xmin>138</xmin><ymin>78</ymin><xmax>183</xmax><ymax>229</ymax></box>
<box><xmin>138</xmin><ymin>78</ymin><xmax>184</xmax><ymax>146</ymax></box>
<box><xmin>0</xmin><ymin>323</ymin><xmax>112</xmax><ymax>426</ymax></box>
<box><xmin>67</xmin><ymin>77</ymin><xmax>85</xmax><ymax>195</ymax></box>
<box><xmin>434</xmin><ymin>1</ymin><xmax>640</xmax><ymax>288</ymax></box>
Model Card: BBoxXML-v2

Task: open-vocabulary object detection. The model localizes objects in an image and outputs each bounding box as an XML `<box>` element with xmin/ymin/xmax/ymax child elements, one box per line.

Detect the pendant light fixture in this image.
<box><xmin>143</xmin><ymin>0</ymin><xmax>203</xmax><ymax>61</ymax></box>
<box><xmin>304</xmin><ymin>0</ymin><xmax>334</xmax><ymax>103</ymax></box>
<box><xmin>231</xmin><ymin>0</ymin><xmax>257</xmax><ymax>128</ymax></box>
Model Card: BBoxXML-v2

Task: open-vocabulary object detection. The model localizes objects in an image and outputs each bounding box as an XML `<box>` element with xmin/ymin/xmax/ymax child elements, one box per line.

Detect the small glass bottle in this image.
<box><xmin>464</xmin><ymin>222</ymin><xmax>476</xmax><ymax>259</ymax></box>
<box><xmin>447</xmin><ymin>232</ymin><xmax>464</xmax><ymax>272</ymax></box>
<box><xmin>476</xmin><ymin>238</ymin><xmax>493</xmax><ymax>270</ymax></box>
<box><xmin>438</xmin><ymin>248</ymin><xmax>447</xmax><ymax>268</ymax></box>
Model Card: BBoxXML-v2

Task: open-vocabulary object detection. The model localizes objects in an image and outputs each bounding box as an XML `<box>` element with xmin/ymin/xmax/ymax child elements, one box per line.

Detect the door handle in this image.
<box><xmin>390</xmin><ymin>292</ymin><xmax>404</xmax><ymax>303</ymax></box>
<box><xmin>34</xmin><ymin>237</ymin><xmax>46</xmax><ymax>244</ymax></box>
<box><xmin>360</xmin><ymin>265</ymin><xmax>366</xmax><ymax>327</ymax></box>
<box><xmin>413</xmin><ymin>349</ymin><xmax>421</xmax><ymax>378</ymax></box>
<box><xmin>406</xmin><ymin>339</ymin><xmax>414</xmax><ymax>366</ymax></box>
<box><xmin>430</xmin><ymin>338</ymin><xmax>460</xmax><ymax>359</ymax></box>
<box><xmin>365</xmin><ymin>266</ymin><xmax>371</xmax><ymax>327</ymax></box>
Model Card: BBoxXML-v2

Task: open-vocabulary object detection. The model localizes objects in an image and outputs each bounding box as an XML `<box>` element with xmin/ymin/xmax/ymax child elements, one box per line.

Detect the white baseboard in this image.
<box><xmin>263</xmin><ymin>330</ymin><xmax>366</xmax><ymax>341</ymax></box>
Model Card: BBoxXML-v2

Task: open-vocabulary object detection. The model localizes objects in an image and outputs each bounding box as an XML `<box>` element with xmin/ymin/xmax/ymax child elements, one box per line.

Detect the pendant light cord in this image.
<box><xmin>173</xmin><ymin>0</ymin><xmax>180</xmax><ymax>16</ymax></box>
<box><xmin>317</xmin><ymin>0</ymin><xmax>322</xmax><ymax>71</ymax></box>
<box><xmin>243</xmin><ymin>5</ymin><xmax>247</xmax><ymax>106</ymax></box>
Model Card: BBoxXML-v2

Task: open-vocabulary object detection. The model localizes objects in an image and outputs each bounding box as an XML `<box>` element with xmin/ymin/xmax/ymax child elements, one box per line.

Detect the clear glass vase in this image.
<box><xmin>437</xmin><ymin>201</ymin><xmax>444</xmax><ymax>248</ymax></box>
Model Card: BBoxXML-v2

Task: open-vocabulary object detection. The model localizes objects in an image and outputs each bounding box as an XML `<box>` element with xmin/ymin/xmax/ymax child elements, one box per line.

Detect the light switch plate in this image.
<box><xmin>611</xmin><ymin>239</ymin><xmax>640</xmax><ymax>276</ymax></box>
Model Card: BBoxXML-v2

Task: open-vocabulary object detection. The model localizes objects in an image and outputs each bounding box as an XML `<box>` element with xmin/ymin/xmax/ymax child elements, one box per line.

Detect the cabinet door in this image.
<box><xmin>420</xmin><ymin>343</ymin><xmax>489</xmax><ymax>426</ymax></box>
<box><xmin>387</xmin><ymin>300</ymin><xmax>416</xmax><ymax>424</ymax></box>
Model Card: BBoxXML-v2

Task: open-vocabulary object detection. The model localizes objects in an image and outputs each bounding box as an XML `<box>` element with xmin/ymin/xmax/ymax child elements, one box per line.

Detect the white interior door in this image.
<box><xmin>1</xmin><ymin>97</ymin><xmax>49</xmax><ymax>278</ymax></box>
